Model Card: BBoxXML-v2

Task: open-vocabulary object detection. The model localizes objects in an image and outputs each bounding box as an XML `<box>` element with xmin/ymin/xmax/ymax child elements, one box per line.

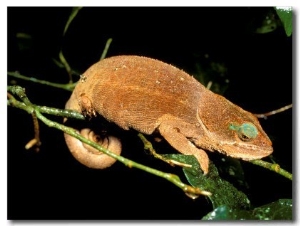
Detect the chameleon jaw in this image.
<box><xmin>213</xmin><ymin>140</ymin><xmax>273</xmax><ymax>161</ymax></box>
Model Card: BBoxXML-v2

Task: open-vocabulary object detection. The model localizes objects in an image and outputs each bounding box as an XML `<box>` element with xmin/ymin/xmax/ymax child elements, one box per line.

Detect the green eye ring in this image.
<box><xmin>229</xmin><ymin>122</ymin><xmax>258</xmax><ymax>142</ymax></box>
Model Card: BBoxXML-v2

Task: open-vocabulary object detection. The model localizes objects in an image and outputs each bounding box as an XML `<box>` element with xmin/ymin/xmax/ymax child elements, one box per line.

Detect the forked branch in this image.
<box><xmin>7</xmin><ymin>85</ymin><xmax>211</xmax><ymax>198</ymax></box>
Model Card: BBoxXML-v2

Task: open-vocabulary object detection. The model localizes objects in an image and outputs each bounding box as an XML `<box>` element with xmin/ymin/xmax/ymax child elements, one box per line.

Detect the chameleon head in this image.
<box><xmin>196</xmin><ymin>92</ymin><xmax>273</xmax><ymax>160</ymax></box>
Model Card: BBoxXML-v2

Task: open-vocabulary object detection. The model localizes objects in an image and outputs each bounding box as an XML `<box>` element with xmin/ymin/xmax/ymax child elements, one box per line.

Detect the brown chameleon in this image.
<box><xmin>64</xmin><ymin>55</ymin><xmax>273</xmax><ymax>174</ymax></box>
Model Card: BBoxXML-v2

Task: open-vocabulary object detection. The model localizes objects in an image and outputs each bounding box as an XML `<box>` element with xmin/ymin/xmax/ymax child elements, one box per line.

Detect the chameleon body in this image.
<box><xmin>64</xmin><ymin>55</ymin><xmax>273</xmax><ymax>174</ymax></box>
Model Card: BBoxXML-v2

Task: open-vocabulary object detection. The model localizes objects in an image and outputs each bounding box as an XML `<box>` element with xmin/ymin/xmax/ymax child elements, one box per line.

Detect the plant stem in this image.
<box><xmin>63</xmin><ymin>7</ymin><xmax>82</xmax><ymax>36</ymax></box>
<box><xmin>8</xmin><ymin>71</ymin><xmax>76</xmax><ymax>91</ymax></box>
<box><xmin>59</xmin><ymin>50</ymin><xmax>73</xmax><ymax>82</ymax></box>
<box><xmin>37</xmin><ymin>109</ymin><xmax>210</xmax><ymax>195</ymax></box>
<box><xmin>255</xmin><ymin>104</ymin><xmax>292</xmax><ymax>119</ymax></box>
<box><xmin>7</xmin><ymin>85</ymin><xmax>210</xmax><ymax>197</ymax></box>
<box><xmin>250</xmin><ymin>159</ymin><xmax>292</xmax><ymax>180</ymax></box>
<box><xmin>100</xmin><ymin>38</ymin><xmax>113</xmax><ymax>60</ymax></box>
<box><xmin>7</xmin><ymin>85</ymin><xmax>293</xmax><ymax>183</ymax></box>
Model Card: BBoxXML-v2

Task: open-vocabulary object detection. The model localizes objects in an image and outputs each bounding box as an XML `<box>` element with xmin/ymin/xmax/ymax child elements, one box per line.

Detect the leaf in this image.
<box><xmin>202</xmin><ymin>205</ymin><xmax>254</xmax><ymax>220</ymax></box>
<box><xmin>253</xmin><ymin>199</ymin><xmax>292</xmax><ymax>220</ymax></box>
<box><xmin>202</xmin><ymin>199</ymin><xmax>292</xmax><ymax>220</ymax></box>
<box><xmin>275</xmin><ymin>7</ymin><xmax>293</xmax><ymax>36</ymax></box>
<box><xmin>162</xmin><ymin>154</ymin><xmax>250</xmax><ymax>210</ymax></box>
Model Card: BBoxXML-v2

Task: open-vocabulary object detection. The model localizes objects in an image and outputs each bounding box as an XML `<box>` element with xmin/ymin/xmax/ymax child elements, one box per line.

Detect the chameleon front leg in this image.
<box><xmin>157</xmin><ymin>115</ymin><xmax>210</xmax><ymax>174</ymax></box>
<box><xmin>138</xmin><ymin>133</ymin><xmax>193</xmax><ymax>168</ymax></box>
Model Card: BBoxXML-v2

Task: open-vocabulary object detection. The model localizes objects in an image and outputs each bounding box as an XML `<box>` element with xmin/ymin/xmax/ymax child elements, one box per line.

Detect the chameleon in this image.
<box><xmin>64</xmin><ymin>55</ymin><xmax>273</xmax><ymax>174</ymax></box>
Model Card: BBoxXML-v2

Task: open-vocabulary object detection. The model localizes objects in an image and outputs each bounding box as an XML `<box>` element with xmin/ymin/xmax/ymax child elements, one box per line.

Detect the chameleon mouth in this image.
<box><xmin>214</xmin><ymin>141</ymin><xmax>273</xmax><ymax>161</ymax></box>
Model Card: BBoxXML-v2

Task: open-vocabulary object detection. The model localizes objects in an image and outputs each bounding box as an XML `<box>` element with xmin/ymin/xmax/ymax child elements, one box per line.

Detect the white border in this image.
<box><xmin>2</xmin><ymin>1</ymin><xmax>298</xmax><ymax>226</ymax></box>
<box><xmin>1</xmin><ymin>0</ymin><xmax>298</xmax><ymax>7</ymax></box>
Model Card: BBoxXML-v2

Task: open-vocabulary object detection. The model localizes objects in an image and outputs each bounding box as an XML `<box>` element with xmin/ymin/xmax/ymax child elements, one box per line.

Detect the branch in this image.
<box><xmin>100</xmin><ymin>38</ymin><xmax>113</xmax><ymax>61</ymax></box>
<box><xmin>250</xmin><ymin>159</ymin><xmax>292</xmax><ymax>180</ymax></box>
<box><xmin>8</xmin><ymin>85</ymin><xmax>293</xmax><ymax>184</ymax></box>
<box><xmin>59</xmin><ymin>50</ymin><xmax>73</xmax><ymax>82</ymax></box>
<box><xmin>138</xmin><ymin>133</ymin><xmax>193</xmax><ymax>168</ymax></box>
<box><xmin>255</xmin><ymin>104</ymin><xmax>292</xmax><ymax>119</ymax></box>
<box><xmin>7</xmin><ymin>85</ymin><xmax>210</xmax><ymax>197</ymax></box>
<box><xmin>8</xmin><ymin>71</ymin><xmax>76</xmax><ymax>91</ymax></box>
<box><xmin>24</xmin><ymin>112</ymin><xmax>41</xmax><ymax>152</ymax></box>
<box><xmin>63</xmin><ymin>7</ymin><xmax>82</xmax><ymax>36</ymax></box>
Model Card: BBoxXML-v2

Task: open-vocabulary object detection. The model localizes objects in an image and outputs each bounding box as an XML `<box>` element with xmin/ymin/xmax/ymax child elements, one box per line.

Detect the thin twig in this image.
<box><xmin>206</xmin><ymin>81</ymin><xmax>213</xmax><ymax>90</ymax></box>
<box><xmin>25</xmin><ymin>112</ymin><xmax>41</xmax><ymax>152</ymax></box>
<box><xmin>255</xmin><ymin>104</ymin><xmax>292</xmax><ymax>119</ymax></box>
<box><xmin>250</xmin><ymin>159</ymin><xmax>292</xmax><ymax>180</ymax></box>
<box><xmin>100</xmin><ymin>38</ymin><xmax>113</xmax><ymax>60</ymax></box>
<box><xmin>60</xmin><ymin>7</ymin><xmax>83</xmax><ymax>82</ymax></box>
<box><xmin>7</xmin><ymin>91</ymin><xmax>32</xmax><ymax>114</ymax></box>
<box><xmin>8</xmin><ymin>85</ymin><xmax>32</xmax><ymax>106</ymax></box>
<box><xmin>8</xmin><ymin>86</ymin><xmax>84</xmax><ymax>120</ymax></box>
<box><xmin>8</xmin><ymin>71</ymin><xmax>76</xmax><ymax>91</ymax></box>
<box><xmin>52</xmin><ymin>58</ymin><xmax>81</xmax><ymax>76</ymax></box>
<box><xmin>59</xmin><ymin>50</ymin><xmax>73</xmax><ymax>82</ymax></box>
<box><xmin>138</xmin><ymin>133</ymin><xmax>192</xmax><ymax>168</ymax></box>
<box><xmin>63</xmin><ymin>7</ymin><xmax>83</xmax><ymax>36</ymax></box>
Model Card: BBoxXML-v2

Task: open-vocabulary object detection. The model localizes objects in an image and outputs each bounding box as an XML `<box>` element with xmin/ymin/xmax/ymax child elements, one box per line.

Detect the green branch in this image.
<box><xmin>8</xmin><ymin>71</ymin><xmax>76</xmax><ymax>91</ymax></box>
<box><xmin>7</xmin><ymin>85</ymin><xmax>210</xmax><ymax>197</ymax></box>
<box><xmin>100</xmin><ymin>38</ymin><xmax>113</xmax><ymax>60</ymax></box>
<box><xmin>63</xmin><ymin>7</ymin><xmax>82</xmax><ymax>36</ymax></box>
<box><xmin>59</xmin><ymin>50</ymin><xmax>73</xmax><ymax>82</ymax></box>
<box><xmin>8</xmin><ymin>84</ymin><xmax>293</xmax><ymax>193</ymax></box>
<box><xmin>250</xmin><ymin>159</ymin><xmax>292</xmax><ymax>180</ymax></box>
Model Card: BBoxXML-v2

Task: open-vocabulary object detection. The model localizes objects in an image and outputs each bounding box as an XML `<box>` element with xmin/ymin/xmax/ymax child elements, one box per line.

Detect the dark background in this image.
<box><xmin>7</xmin><ymin>7</ymin><xmax>292</xmax><ymax>220</ymax></box>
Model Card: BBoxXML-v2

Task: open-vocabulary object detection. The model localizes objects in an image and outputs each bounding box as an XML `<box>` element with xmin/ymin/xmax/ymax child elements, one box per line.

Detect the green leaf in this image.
<box><xmin>253</xmin><ymin>199</ymin><xmax>292</xmax><ymax>220</ymax></box>
<box><xmin>202</xmin><ymin>205</ymin><xmax>254</xmax><ymax>220</ymax></box>
<box><xmin>162</xmin><ymin>154</ymin><xmax>250</xmax><ymax>210</ymax></box>
<box><xmin>202</xmin><ymin>199</ymin><xmax>292</xmax><ymax>220</ymax></box>
<box><xmin>275</xmin><ymin>7</ymin><xmax>293</xmax><ymax>36</ymax></box>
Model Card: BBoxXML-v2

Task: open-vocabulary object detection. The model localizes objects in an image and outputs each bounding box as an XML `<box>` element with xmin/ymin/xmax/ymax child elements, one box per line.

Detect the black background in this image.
<box><xmin>7</xmin><ymin>7</ymin><xmax>292</xmax><ymax>220</ymax></box>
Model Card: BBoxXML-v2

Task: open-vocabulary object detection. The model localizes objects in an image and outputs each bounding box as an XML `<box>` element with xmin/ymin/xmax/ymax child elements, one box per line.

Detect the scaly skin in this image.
<box><xmin>64</xmin><ymin>55</ymin><xmax>273</xmax><ymax>174</ymax></box>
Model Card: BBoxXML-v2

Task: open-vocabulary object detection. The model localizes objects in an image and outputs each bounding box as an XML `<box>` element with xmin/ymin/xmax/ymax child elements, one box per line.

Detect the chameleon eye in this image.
<box><xmin>229</xmin><ymin>122</ymin><xmax>258</xmax><ymax>142</ymax></box>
